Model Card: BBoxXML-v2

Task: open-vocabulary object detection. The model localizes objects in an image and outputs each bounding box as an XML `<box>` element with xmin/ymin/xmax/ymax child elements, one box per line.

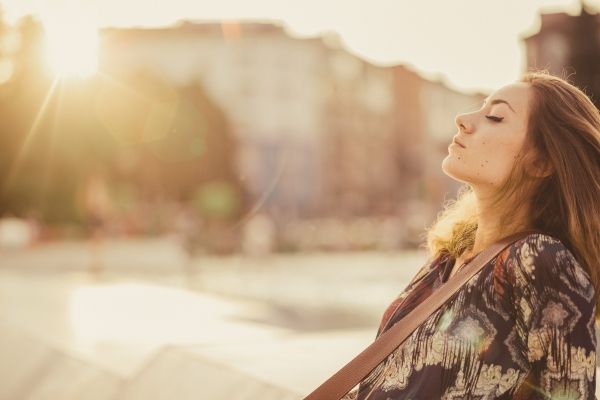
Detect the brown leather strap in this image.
<box><xmin>303</xmin><ymin>230</ymin><xmax>542</xmax><ymax>400</ymax></box>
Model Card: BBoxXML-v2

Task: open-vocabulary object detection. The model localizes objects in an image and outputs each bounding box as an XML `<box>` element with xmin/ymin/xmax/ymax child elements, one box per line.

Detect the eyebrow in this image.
<box><xmin>483</xmin><ymin>97</ymin><xmax>516</xmax><ymax>114</ymax></box>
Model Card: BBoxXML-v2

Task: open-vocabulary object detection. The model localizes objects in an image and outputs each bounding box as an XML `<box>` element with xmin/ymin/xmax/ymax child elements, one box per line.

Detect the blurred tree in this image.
<box><xmin>0</xmin><ymin>22</ymin><xmax>246</xmax><ymax>245</ymax></box>
<box><xmin>0</xmin><ymin>15</ymin><xmax>52</xmax><ymax>218</ymax></box>
<box><xmin>146</xmin><ymin>82</ymin><xmax>243</xmax><ymax>204</ymax></box>
<box><xmin>95</xmin><ymin>68</ymin><xmax>247</xmax><ymax>242</ymax></box>
<box><xmin>99</xmin><ymin>70</ymin><xmax>245</xmax><ymax>207</ymax></box>
<box><xmin>0</xmin><ymin>6</ymin><xmax>8</xmax><ymax>55</ymax></box>
<box><xmin>0</xmin><ymin>16</ymin><xmax>118</xmax><ymax>225</ymax></box>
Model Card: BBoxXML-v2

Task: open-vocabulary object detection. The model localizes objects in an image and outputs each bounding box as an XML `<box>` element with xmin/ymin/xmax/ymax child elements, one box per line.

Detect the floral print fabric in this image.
<box><xmin>343</xmin><ymin>233</ymin><xmax>597</xmax><ymax>399</ymax></box>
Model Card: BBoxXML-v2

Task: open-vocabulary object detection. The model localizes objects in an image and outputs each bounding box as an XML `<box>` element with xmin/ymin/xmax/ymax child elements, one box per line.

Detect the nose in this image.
<box><xmin>454</xmin><ymin>113</ymin><xmax>473</xmax><ymax>133</ymax></box>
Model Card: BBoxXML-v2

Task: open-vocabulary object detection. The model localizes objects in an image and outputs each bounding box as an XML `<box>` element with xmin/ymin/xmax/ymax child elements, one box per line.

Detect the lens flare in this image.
<box><xmin>42</xmin><ymin>13</ymin><xmax>99</xmax><ymax>78</ymax></box>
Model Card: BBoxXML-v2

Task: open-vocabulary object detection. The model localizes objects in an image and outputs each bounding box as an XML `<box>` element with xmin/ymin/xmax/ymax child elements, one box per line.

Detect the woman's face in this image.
<box><xmin>442</xmin><ymin>82</ymin><xmax>532</xmax><ymax>189</ymax></box>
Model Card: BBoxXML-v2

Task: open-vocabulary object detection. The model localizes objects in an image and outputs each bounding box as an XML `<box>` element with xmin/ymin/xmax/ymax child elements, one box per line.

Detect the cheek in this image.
<box><xmin>476</xmin><ymin>142</ymin><xmax>520</xmax><ymax>179</ymax></box>
<box><xmin>480</xmin><ymin>134</ymin><xmax>519</xmax><ymax>157</ymax></box>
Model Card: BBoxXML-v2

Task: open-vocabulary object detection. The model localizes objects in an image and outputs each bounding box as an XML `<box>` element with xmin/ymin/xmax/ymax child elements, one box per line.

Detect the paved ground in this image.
<box><xmin>0</xmin><ymin>236</ymin><xmax>426</xmax><ymax>399</ymax></box>
<box><xmin>0</xmin><ymin>269</ymin><xmax>360</xmax><ymax>398</ymax></box>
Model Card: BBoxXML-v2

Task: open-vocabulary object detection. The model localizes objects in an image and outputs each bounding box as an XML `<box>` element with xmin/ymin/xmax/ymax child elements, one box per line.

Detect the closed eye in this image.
<box><xmin>485</xmin><ymin>115</ymin><xmax>504</xmax><ymax>122</ymax></box>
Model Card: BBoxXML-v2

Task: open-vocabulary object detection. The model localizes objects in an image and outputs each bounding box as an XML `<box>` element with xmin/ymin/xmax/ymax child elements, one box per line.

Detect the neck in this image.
<box><xmin>469</xmin><ymin>186</ymin><xmax>530</xmax><ymax>255</ymax></box>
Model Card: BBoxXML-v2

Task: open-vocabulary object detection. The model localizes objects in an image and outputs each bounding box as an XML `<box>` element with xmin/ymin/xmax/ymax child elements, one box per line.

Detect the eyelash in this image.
<box><xmin>485</xmin><ymin>115</ymin><xmax>504</xmax><ymax>122</ymax></box>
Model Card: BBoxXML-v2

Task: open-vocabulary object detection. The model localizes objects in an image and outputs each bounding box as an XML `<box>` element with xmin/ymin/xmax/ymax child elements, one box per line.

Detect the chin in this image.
<box><xmin>441</xmin><ymin>154</ymin><xmax>457</xmax><ymax>176</ymax></box>
<box><xmin>441</xmin><ymin>157</ymin><xmax>471</xmax><ymax>184</ymax></box>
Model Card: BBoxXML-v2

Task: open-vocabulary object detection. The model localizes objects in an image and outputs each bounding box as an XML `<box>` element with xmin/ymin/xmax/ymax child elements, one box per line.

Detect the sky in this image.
<box><xmin>0</xmin><ymin>0</ymin><xmax>594</xmax><ymax>93</ymax></box>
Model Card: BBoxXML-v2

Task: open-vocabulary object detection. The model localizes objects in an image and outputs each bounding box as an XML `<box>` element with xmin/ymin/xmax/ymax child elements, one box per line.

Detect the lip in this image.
<box><xmin>452</xmin><ymin>136</ymin><xmax>466</xmax><ymax>148</ymax></box>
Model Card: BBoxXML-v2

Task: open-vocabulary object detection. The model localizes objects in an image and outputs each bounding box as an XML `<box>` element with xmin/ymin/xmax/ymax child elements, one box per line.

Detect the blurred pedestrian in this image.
<box><xmin>241</xmin><ymin>212</ymin><xmax>276</xmax><ymax>256</ymax></box>
<box><xmin>81</xmin><ymin>171</ymin><xmax>113</xmax><ymax>279</ymax></box>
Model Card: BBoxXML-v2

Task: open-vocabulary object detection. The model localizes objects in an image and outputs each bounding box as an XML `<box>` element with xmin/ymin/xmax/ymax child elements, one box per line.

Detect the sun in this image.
<box><xmin>42</xmin><ymin>15</ymin><xmax>99</xmax><ymax>78</ymax></box>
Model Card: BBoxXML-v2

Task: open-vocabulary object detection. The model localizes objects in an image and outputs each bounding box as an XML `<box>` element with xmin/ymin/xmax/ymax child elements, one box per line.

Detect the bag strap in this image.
<box><xmin>303</xmin><ymin>230</ymin><xmax>541</xmax><ymax>400</ymax></box>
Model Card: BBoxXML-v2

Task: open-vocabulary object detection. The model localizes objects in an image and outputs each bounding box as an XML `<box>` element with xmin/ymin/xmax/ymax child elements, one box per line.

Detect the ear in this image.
<box><xmin>529</xmin><ymin>155</ymin><xmax>554</xmax><ymax>178</ymax></box>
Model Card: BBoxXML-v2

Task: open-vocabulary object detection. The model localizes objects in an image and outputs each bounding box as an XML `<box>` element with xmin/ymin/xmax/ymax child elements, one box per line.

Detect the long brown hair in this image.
<box><xmin>422</xmin><ymin>70</ymin><xmax>600</xmax><ymax>319</ymax></box>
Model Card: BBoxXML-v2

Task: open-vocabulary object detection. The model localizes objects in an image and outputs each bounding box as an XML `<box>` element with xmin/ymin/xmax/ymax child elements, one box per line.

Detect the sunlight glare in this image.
<box><xmin>42</xmin><ymin>15</ymin><xmax>99</xmax><ymax>78</ymax></box>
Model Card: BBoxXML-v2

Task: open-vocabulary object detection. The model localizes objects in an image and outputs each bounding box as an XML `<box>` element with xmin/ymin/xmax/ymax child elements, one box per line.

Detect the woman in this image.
<box><xmin>346</xmin><ymin>71</ymin><xmax>600</xmax><ymax>399</ymax></box>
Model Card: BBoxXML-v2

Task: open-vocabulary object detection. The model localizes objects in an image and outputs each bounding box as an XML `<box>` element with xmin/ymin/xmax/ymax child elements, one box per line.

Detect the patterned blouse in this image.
<box><xmin>343</xmin><ymin>233</ymin><xmax>597</xmax><ymax>399</ymax></box>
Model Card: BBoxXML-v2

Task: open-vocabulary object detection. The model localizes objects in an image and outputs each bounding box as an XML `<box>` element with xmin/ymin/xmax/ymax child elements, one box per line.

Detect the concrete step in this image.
<box><xmin>0</xmin><ymin>322</ymin><xmax>122</xmax><ymax>400</ymax></box>
<box><xmin>119</xmin><ymin>346</ymin><xmax>301</xmax><ymax>400</ymax></box>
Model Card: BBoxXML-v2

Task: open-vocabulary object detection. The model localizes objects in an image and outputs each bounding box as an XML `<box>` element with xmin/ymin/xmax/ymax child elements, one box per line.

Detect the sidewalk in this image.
<box><xmin>1</xmin><ymin>236</ymin><xmax>428</xmax><ymax>329</ymax></box>
<box><xmin>0</xmin><ymin>237</ymin><xmax>422</xmax><ymax>399</ymax></box>
<box><xmin>0</xmin><ymin>268</ymin><xmax>374</xmax><ymax>399</ymax></box>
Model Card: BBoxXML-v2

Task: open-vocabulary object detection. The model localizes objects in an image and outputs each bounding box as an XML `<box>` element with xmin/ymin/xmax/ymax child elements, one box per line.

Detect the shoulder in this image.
<box><xmin>506</xmin><ymin>232</ymin><xmax>580</xmax><ymax>270</ymax></box>
<box><xmin>507</xmin><ymin>232</ymin><xmax>568</xmax><ymax>256</ymax></box>
<box><xmin>503</xmin><ymin>233</ymin><xmax>595</xmax><ymax>301</ymax></box>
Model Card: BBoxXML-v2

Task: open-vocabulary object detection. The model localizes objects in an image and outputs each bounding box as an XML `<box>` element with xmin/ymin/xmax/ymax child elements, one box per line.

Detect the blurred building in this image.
<box><xmin>99</xmin><ymin>23</ymin><xmax>326</xmax><ymax>226</ymax></box>
<box><xmin>98</xmin><ymin>21</ymin><xmax>485</xmax><ymax>248</ymax></box>
<box><xmin>523</xmin><ymin>4</ymin><xmax>600</xmax><ymax>109</ymax></box>
<box><xmin>524</xmin><ymin>12</ymin><xmax>572</xmax><ymax>74</ymax></box>
<box><xmin>322</xmin><ymin>48</ymin><xmax>398</xmax><ymax>218</ymax></box>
